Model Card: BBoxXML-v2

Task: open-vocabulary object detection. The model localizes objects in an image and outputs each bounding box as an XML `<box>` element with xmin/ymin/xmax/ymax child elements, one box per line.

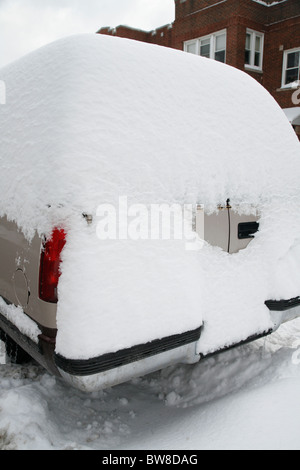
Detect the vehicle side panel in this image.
<box><xmin>0</xmin><ymin>216</ymin><xmax>57</xmax><ymax>329</ymax></box>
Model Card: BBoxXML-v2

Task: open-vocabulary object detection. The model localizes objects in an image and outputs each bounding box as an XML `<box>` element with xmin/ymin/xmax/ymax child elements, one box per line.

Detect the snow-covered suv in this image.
<box><xmin>0</xmin><ymin>34</ymin><xmax>299</xmax><ymax>392</ymax></box>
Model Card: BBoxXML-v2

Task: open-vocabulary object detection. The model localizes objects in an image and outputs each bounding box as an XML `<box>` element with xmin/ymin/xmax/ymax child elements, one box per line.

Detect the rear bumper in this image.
<box><xmin>200</xmin><ymin>296</ymin><xmax>300</xmax><ymax>361</ymax></box>
<box><xmin>55</xmin><ymin>297</ymin><xmax>300</xmax><ymax>392</ymax></box>
<box><xmin>54</xmin><ymin>327</ymin><xmax>202</xmax><ymax>392</ymax></box>
<box><xmin>265</xmin><ymin>297</ymin><xmax>300</xmax><ymax>312</ymax></box>
<box><xmin>57</xmin><ymin>341</ymin><xmax>201</xmax><ymax>393</ymax></box>
<box><xmin>1</xmin><ymin>295</ymin><xmax>300</xmax><ymax>393</ymax></box>
<box><xmin>266</xmin><ymin>296</ymin><xmax>300</xmax><ymax>331</ymax></box>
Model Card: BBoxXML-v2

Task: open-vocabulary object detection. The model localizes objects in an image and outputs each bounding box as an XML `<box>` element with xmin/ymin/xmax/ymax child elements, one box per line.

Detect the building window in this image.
<box><xmin>282</xmin><ymin>49</ymin><xmax>300</xmax><ymax>87</ymax></box>
<box><xmin>184</xmin><ymin>30</ymin><xmax>226</xmax><ymax>63</ymax></box>
<box><xmin>245</xmin><ymin>29</ymin><xmax>264</xmax><ymax>70</ymax></box>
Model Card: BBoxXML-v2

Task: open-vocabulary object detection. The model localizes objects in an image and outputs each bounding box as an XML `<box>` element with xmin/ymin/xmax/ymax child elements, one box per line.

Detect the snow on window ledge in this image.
<box><xmin>278</xmin><ymin>81</ymin><xmax>300</xmax><ymax>92</ymax></box>
<box><xmin>244</xmin><ymin>65</ymin><xmax>263</xmax><ymax>73</ymax></box>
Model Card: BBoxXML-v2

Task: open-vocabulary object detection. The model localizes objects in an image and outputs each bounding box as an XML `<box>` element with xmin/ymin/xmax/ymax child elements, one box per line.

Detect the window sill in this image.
<box><xmin>244</xmin><ymin>65</ymin><xmax>263</xmax><ymax>74</ymax></box>
<box><xmin>277</xmin><ymin>85</ymin><xmax>300</xmax><ymax>92</ymax></box>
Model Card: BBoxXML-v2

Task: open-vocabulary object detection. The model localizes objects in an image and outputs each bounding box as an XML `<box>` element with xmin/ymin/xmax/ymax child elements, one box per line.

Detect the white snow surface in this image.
<box><xmin>0</xmin><ymin>34</ymin><xmax>300</xmax><ymax>359</ymax></box>
<box><xmin>0</xmin><ymin>298</ymin><xmax>41</xmax><ymax>344</ymax></box>
<box><xmin>0</xmin><ymin>319</ymin><xmax>300</xmax><ymax>450</ymax></box>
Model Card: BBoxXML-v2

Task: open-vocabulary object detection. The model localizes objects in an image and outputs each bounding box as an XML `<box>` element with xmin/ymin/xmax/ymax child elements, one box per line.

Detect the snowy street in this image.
<box><xmin>0</xmin><ymin>317</ymin><xmax>299</xmax><ymax>450</ymax></box>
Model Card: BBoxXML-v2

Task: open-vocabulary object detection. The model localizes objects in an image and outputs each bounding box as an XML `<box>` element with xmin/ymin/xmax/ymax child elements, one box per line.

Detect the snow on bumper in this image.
<box><xmin>267</xmin><ymin>297</ymin><xmax>300</xmax><ymax>331</ymax></box>
<box><xmin>55</xmin><ymin>327</ymin><xmax>202</xmax><ymax>392</ymax></box>
<box><xmin>54</xmin><ymin>298</ymin><xmax>300</xmax><ymax>392</ymax></box>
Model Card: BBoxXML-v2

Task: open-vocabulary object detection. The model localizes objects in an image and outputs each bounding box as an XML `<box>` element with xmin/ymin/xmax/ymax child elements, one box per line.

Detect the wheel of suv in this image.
<box><xmin>0</xmin><ymin>329</ymin><xmax>31</xmax><ymax>364</ymax></box>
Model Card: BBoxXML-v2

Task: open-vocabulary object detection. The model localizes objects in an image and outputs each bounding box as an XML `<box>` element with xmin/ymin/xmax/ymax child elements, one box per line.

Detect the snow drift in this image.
<box><xmin>0</xmin><ymin>34</ymin><xmax>299</xmax><ymax>360</ymax></box>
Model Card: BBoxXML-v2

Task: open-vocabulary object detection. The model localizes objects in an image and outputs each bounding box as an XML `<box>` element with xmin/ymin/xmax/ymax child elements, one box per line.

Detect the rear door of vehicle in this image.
<box><xmin>229</xmin><ymin>209</ymin><xmax>260</xmax><ymax>254</ymax></box>
<box><xmin>196</xmin><ymin>203</ymin><xmax>259</xmax><ymax>253</ymax></box>
<box><xmin>196</xmin><ymin>204</ymin><xmax>230</xmax><ymax>252</ymax></box>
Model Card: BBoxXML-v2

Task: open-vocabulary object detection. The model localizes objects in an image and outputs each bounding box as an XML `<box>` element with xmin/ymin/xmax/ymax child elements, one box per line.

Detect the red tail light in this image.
<box><xmin>39</xmin><ymin>228</ymin><xmax>66</xmax><ymax>303</ymax></box>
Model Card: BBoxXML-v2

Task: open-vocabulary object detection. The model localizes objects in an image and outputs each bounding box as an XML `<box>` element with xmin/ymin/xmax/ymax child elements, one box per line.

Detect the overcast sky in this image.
<box><xmin>0</xmin><ymin>0</ymin><xmax>175</xmax><ymax>67</ymax></box>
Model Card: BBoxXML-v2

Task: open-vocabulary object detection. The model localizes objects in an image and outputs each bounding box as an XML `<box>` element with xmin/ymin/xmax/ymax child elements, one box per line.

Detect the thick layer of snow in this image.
<box><xmin>0</xmin><ymin>34</ymin><xmax>300</xmax><ymax>360</ymax></box>
<box><xmin>0</xmin><ymin>319</ymin><xmax>299</xmax><ymax>450</ymax></box>
<box><xmin>1</xmin><ymin>34</ymin><xmax>298</xmax><ymax>231</ymax></box>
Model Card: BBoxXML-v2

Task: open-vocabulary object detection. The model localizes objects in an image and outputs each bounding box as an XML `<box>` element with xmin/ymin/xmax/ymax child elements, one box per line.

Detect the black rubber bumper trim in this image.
<box><xmin>265</xmin><ymin>296</ymin><xmax>300</xmax><ymax>311</ymax></box>
<box><xmin>54</xmin><ymin>326</ymin><xmax>202</xmax><ymax>377</ymax></box>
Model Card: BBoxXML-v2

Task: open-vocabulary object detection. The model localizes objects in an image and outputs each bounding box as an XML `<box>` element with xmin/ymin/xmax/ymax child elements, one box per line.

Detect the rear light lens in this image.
<box><xmin>39</xmin><ymin>228</ymin><xmax>66</xmax><ymax>303</ymax></box>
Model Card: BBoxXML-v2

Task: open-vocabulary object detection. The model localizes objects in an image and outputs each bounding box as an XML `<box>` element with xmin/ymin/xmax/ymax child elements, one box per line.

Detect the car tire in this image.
<box><xmin>0</xmin><ymin>329</ymin><xmax>31</xmax><ymax>365</ymax></box>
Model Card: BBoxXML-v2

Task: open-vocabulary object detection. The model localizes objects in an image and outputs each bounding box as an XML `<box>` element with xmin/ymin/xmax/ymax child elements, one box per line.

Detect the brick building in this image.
<box><xmin>98</xmin><ymin>0</ymin><xmax>300</xmax><ymax>138</ymax></box>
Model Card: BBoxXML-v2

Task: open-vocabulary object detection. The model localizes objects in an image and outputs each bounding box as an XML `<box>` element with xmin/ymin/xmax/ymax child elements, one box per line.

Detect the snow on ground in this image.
<box><xmin>0</xmin><ymin>318</ymin><xmax>299</xmax><ymax>450</ymax></box>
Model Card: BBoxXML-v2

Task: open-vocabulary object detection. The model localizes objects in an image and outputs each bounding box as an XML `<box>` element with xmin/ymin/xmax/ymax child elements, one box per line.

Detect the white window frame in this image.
<box><xmin>184</xmin><ymin>30</ymin><xmax>227</xmax><ymax>63</ymax></box>
<box><xmin>244</xmin><ymin>29</ymin><xmax>264</xmax><ymax>71</ymax></box>
<box><xmin>281</xmin><ymin>47</ymin><xmax>300</xmax><ymax>88</ymax></box>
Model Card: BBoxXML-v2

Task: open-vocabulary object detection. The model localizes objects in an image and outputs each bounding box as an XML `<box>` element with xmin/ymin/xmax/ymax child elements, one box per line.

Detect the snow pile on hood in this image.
<box><xmin>0</xmin><ymin>34</ymin><xmax>299</xmax><ymax>359</ymax></box>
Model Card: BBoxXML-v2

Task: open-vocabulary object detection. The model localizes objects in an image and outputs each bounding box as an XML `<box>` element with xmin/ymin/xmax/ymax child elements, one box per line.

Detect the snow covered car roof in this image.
<box><xmin>0</xmin><ymin>33</ymin><xmax>299</xmax><ymax>236</ymax></box>
<box><xmin>0</xmin><ymin>34</ymin><xmax>299</xmax><ymax>363</ymax></box>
